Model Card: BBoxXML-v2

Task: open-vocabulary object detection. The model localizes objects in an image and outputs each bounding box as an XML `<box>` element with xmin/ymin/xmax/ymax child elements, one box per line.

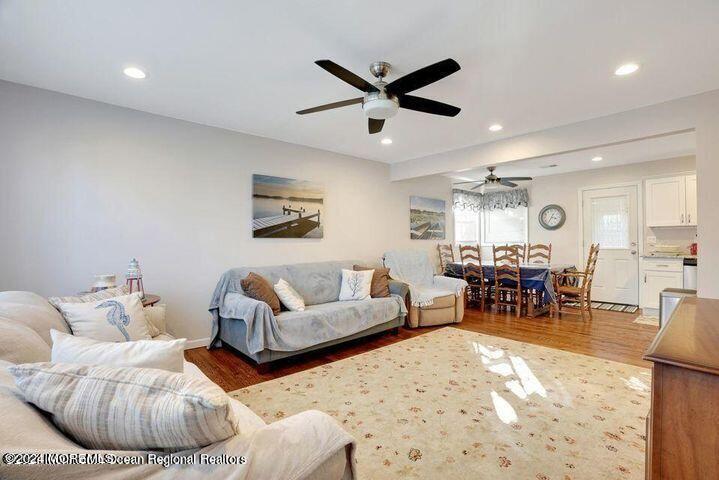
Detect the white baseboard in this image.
<box><xmin>184</xmin><ymin>337</ymin><xmax>210</xmax><ymax>350</ymax></box>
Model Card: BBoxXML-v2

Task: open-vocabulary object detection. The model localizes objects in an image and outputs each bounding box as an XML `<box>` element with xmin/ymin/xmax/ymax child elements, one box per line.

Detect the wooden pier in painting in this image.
<box><xmin>410</xmin><ymin>221</ymin><xmax>443</xmax><ymax>240</ymax></box>
<box><xmin>252</xmin><ymin>205</ymin><xmax>322</xmax><ymax>238</ymax></box>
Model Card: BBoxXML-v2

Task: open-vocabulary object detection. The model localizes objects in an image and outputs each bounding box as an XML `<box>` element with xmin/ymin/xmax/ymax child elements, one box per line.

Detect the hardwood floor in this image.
<box><xmin>185</xmin><ymin>306</ymin><xmax>659</xmax><ymax>392</ymax></box>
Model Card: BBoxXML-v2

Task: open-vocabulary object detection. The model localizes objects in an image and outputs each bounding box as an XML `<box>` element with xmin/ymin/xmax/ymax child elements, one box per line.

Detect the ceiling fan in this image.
<box><xmin>453</xmin><ymin>166</ymin><xmax>533</xmax><ymax>190</ymax></box>
<box><xmin>297</xmin><ymin>58</ymin><xmax>461</xmax><ymax>134</ymax></box>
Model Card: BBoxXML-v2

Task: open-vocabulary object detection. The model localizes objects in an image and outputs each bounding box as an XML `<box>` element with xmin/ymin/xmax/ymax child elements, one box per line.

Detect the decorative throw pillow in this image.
<box><xmin>241</xmin><ymin>272</ymin><xmax>281</xmax><ymax>315</ymax></box>
<box><xmin>273</xmin><ymin>278</ymin><xmax>305</xmax><ymax>312</ymax></box>
<box><xmin>353</xmin><ymin>265</ymin><xmax>391</xmax><ymax>298</ymax></box>
<box><xmin>50</xmin><ymin>330</ymin><xmax>185</xmax><ymax>373</ymax></box>
<box><xmin>9</xmin><ymin>362</ymin><xmax>239</xmax><ymax>451</ymax></box>
<box><xmin>339</xmin><ymin>268</ymin><xmax>374</xmax><ymax>301</ymax></box>
<box><xmin>144</xmin><ymin>304</ymin><xmax>167</xmax><ymax>337</ymax></box>
<box><xmin>57</xmin><ymin>293</ymin><xmax>151</xmax><ymax>342</ymax></box>
<box><xmin>48</xmin><ymin>285</ymin><xmax>130</xmax><ymax>309</ymax></box>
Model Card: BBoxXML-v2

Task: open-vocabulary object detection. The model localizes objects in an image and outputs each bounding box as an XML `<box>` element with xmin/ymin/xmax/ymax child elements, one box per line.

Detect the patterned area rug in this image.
<box><xmin>563</xmin><ymin>301</ymin><xmax>639</xmax><ymax>313</ymax></box>
<box><xmin>231</xmin><ymin>328</ymin><xmax>651</xmax><ymax>479</ymax></box>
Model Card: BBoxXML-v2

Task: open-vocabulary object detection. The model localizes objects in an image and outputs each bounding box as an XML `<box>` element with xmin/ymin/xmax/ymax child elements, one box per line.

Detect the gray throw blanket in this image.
<box><xmin>208</xmin><ymin>262</ymin><xmax>406</xmax><ymax>354</ymax></box>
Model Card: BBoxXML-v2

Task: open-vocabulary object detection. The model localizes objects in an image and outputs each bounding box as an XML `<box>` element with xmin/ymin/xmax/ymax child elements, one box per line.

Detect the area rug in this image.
<box><xmin>633</xmin><ymin>315</ymin><xmax>659</xmax><ymax>327</ymax></box>
<box><xmin>231</xmin><ymin>328</ymin><xmax>651</xmax><ymax>479</ymax></box>
<box><xmin>563</xmin><ymin>301</ymin><xmax>639</xmax><ymax>313</ymax></box>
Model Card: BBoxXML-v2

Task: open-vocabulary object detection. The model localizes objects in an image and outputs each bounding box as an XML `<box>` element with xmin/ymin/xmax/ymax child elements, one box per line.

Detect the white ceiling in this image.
<box><xmin>447</xmin><ymin>130</ymin><xmax>695</xmax><ymax>186</ymax></box>
<box><xmin>1</xmin><ymin>1</ymin><xmax>718</xmax><ymax>164</ymax></box>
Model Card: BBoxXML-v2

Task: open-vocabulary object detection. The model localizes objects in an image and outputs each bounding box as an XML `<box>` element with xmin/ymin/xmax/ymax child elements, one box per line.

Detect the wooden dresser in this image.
<box><xmin>644</xmin><ymin>297</ymin><xmax>719</xmax><ymax>479</ymax></box>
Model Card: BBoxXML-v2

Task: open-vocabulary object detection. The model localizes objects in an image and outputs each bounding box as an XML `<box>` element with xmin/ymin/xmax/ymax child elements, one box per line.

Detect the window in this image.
<box><xmin>453</xmin><ymin>206</ymin><xmax>528</xmax><ymax>245</ymax></box>
<box><xmin>454</xmin><ymin>209</ymin><xmax>480</xmax><ymax>243</ymax></box>
<box><xmin>590</xmin><ymin>195</ymin><xmax>629</xmax><ymax>248</ymax></box>
<box><xmin>480</xmin><ymin>206</ymin><xmax>528</xmax><ymax>245</ymax></box>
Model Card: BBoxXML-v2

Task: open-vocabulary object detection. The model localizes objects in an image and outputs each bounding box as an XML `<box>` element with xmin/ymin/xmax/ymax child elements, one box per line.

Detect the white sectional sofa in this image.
<box><xmin>0</xmin><ymin>290</ymin><xmax>356</xmax><ymax>480</ymax></box>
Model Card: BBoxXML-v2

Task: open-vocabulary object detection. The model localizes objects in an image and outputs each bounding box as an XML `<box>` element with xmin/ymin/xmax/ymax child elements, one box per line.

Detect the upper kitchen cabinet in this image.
<box><xmin>645</xmin><ymin>174</ymin><xmax>697</xmax><ymax>227</ymax></box>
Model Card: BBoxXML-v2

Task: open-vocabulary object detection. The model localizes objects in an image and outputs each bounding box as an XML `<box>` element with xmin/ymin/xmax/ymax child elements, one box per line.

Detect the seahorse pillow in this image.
<box><xmin>57</xmin><ymin>293</ymin><xmax>151</xmax><ymax>342</ymax></box>
<box><xmin>338</xmin><ymin>268</ymin><xmax>374</xmax><ymax>301</ymax></box>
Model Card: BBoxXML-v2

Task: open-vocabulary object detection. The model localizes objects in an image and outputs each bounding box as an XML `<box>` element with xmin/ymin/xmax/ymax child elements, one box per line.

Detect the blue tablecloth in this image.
<box><xmin>445</xmin><ymin>262</ymin><xmax>574</xmax><ymax>304</ymax></box>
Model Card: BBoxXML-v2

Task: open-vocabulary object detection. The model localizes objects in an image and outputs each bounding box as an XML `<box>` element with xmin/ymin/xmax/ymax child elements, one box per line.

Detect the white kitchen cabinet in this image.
<box><xmin>645</xmin><ymin>174</ymin><xmax>697</xmax><ymax>227</ymax></box>
<box><xmin>640</xmin><ymin>258</ymin><xmax>684</xmax><ymax>310</ymax></box>
<box><xmin>685</xmin><ymin>174</ymin><xmax>697</xmax><ymax>226</ymax></box>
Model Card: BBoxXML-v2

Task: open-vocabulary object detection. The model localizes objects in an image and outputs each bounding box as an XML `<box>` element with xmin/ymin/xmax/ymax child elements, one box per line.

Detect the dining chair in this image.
<box><xmin>510</xmin><ymin>243</ymin><xmax>527</xmax><ymax>263</ymax></box>
<box><xmin>459</xmin><ymin>244</ymin><xmax>486</xmax><ymax>310</ymax></box>
<box><xmin>553</xmin><ymin>243</ymin><xmax>600</xmax><ymax>320</ymax></box>
<box><xmin>527</xmin><ymin>243</ymin><xmax>552</xmax><ymax>264</ymax></box>
<box><xmin>437</xmin><ymin>243</ymin><xmax>455</xmax><ymax>275</ymax></box>
<box><xmin>493</xmin><ymin>245</ymin><xmax>524</xmax><ymax>317</ymax></box>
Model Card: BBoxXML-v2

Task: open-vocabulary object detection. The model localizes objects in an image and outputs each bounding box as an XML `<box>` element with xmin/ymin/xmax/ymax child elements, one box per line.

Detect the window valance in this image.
<box><xmin>453</xmin><ymin>188</ymin><xmax>529</xmax><ymax>212</ymax></box>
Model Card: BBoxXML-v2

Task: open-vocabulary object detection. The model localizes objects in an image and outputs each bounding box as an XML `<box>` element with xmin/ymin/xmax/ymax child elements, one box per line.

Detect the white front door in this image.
<box><xmin>582</xmin><ymin>185</ymin><xmax>640</xmax><ymax>305</ymax></box>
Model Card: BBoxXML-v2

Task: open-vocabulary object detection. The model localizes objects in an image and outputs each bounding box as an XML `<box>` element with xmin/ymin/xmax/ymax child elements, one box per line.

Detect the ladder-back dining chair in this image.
<box><xmin>510</xmin><ymin>243</ymin><xmax>527</xmax><ymax>263</ymax></box>
<box><xmin>493</xmin><ymin>245</ymin><xmax>524</xmax><ymax>317</ymax></box>
<box><xmin>553</xmin><ymin>243</ymin><xmax>600</xmax><ymax>320</ymax></box>
<box><xmin>527</xmin><ymin>243</ymin><xmax>552</xmax><ymax>264</ymax></box>
<box><xmin>437</xmin><ymin>243</ymin><xmax>455</xmax><ymax>275</ymax></box>
<box><xmin>459</xmin><ymin>244</ymin><xmax>486</xmax><ymax>310</ymax></box>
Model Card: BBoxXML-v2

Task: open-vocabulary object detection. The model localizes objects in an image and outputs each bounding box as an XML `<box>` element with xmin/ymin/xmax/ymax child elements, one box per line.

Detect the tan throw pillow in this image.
<box><xmin>9</xmin><ymin>363</ymin><xmax>239</xmax><ymax>452</ymax></box>
<box><xmin>241</xmin><ymin>272</ymin><xmax>281</xmax><ymax>315</ymax></box>
<box><xmin>354</xmin><ymin>265</ymin><xmax>391</xmax><ymax>298</ymax></box>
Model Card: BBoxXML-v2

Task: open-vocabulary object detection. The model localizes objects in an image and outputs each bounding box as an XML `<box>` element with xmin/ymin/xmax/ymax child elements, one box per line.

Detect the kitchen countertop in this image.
<box><xmin>644</xmin><ymin>296</ymin><xmax>719</xmax><ymax>374</ymax></box>
<box><xmin>641</xmin><ymin>254</ymin><xmax>697</xmax><ymax>260</ymax></box>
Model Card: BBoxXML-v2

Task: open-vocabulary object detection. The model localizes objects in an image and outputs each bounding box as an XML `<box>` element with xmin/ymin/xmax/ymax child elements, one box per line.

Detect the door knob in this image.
<box><xmin>630</xmin><ymin>250</ymin><xmax>637</xmax><ymax>255</ymax></box>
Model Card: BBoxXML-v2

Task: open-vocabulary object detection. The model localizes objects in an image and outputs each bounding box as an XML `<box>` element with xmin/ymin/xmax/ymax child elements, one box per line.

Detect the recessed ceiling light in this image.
<box><xmin>381</xmin><ymin>138</ymin><xmax>392</xmax><ymax>145</ymax></box>
<box><xmin>614</xmin><ymin>63</ymin><xmax>639</xmax><ymax>76</ymax></box>
<box><xmin>488</xmin><ymin>124</ymin><xmax>503</xmax><ymax>132</ymax></box>
<box><xmin>123</xmin><ymin>66</ymin><xmax>146</xmax><ymax>79</ymax></box>
<box><xmin>592</xmin><ymin>156</ymin><xmax>603</xmax><ymax>162</ymax></box>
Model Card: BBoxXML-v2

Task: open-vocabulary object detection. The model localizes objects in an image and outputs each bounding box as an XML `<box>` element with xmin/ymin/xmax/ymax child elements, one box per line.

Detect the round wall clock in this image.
<box><xmin>538</xmin><ymin>204</ymin><xmax>566</xmax><ymax>230</ymax></box>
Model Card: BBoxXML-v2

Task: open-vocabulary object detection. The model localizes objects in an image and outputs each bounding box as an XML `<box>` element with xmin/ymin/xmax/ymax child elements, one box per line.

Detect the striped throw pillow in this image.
<box><xmin>48</xmin><ymin>285</ymin><xmax>131</xmax><ymax>310</ymax></box>
<box><xmin>9</xmin><ymin>363</ymin><xmax>239</xmax><ymax>451</ymax></box>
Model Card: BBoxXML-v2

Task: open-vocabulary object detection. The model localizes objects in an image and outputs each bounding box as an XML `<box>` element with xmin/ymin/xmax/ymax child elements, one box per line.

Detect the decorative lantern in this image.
<box><xmin>125</xmin><ymin>258</ymin><xmax>145</xmax><ymax>299</ymax></box>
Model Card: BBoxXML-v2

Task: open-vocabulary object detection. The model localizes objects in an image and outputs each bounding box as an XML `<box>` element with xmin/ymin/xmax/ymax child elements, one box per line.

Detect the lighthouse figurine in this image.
<box><xmin>125</xmin><ymin>258</ymin><xmax>145</xmax><ymax>299</ymax></box>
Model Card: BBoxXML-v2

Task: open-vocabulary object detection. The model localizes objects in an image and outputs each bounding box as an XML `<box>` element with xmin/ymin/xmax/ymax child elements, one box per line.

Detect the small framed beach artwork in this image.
<box><xmin>410</xmin><ymin>196</ymin><xmax>446</xmax><ymax>240</ymax></box>
<box><xmin>252</xmin><ymin>174</ymin><xmax>324</xmax><ymax>238</ymax></box>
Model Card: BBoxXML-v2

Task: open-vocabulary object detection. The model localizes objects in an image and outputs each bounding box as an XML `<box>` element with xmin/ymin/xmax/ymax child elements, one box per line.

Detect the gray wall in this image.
<box><xmin>0</xmin><ymin>81</ymin><xmax>452</xmax><ymax>344</ymax></box>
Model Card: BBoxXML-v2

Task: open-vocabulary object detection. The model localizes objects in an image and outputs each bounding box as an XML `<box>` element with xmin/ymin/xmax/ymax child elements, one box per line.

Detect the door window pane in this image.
<box><xmin>591</xmin><ymin>195</ymin><xmax>629</xmax><ymax>248</ymax></box>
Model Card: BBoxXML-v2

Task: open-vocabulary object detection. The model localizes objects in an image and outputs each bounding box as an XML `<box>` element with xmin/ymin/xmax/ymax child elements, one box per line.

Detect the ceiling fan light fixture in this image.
<box><xmin>362</xmin><ymin>95</ymin><xmax>399</xmax><ymax>120</ymax></box>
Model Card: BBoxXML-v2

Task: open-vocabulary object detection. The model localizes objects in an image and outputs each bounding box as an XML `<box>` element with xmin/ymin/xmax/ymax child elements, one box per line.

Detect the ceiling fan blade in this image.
<box><xmin>399</xmin><ymin>95</ymin><xmax>461</xmax><ymax>117</ymax></box>
<box><xmin>453</xmin><ymin>180</ymin><xmax>483</xmax><ymax>185</ymax></box>
<box><xmin>368</xmin><ymin>118</ymin><xmax>385</xmax><ymax>134</ymax></box>
<box><xmin>501</xmin><ymin>177</ymin><xmax>533</xmax><ymax>181</ymax></box>
<box><xmin>296</xmin><ymin>97</ymin><xmax>363</xmax><ymax>115</ymax></box>
<box><xmin>385</xmin><ymin>58</ymin><xmax>460</xmax><ymax>95</ymax></box>
<box><xmin>470</xmin><ymin>182</ymin><xmax>486</xmax><ymax>190</ymax></box>
<box><xmin>499</xmin><ymin>180</ymin><xmax>518</xmax><ymax>188</ymax></box>
<box><xmin>315</xmin><ymin>60</ymin><xmax>379</xmax><ymax>93</ymax></box>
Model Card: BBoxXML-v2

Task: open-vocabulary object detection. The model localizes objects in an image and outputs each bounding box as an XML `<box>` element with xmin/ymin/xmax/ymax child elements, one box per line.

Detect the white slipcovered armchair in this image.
<box><xmin>384</xmin><ymin>250</ymin><xmax>468</xmax><ymax>328</ymax></box>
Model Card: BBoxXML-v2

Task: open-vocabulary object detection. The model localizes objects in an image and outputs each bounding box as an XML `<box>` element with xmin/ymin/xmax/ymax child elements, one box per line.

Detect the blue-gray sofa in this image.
<box><xmin>209</xmin><ymin>261</ymin><xmax>408</xmax><ymax>367</ymax></box>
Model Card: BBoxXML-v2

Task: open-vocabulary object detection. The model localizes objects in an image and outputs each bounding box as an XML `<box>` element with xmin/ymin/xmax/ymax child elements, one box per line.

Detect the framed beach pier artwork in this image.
<box><xmin>252</xmin><ymin>174</ymin><xmax>324</xmax><ymax>238</ymax></box>
<box><xmin>410</xmin><ymin>196</ymin><xmax>446</xmax><ymax>240</ymax></box>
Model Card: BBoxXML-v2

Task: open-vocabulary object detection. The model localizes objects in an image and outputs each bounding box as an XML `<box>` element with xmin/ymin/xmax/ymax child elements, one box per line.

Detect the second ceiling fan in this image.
<box><xmin>297</xmin><ymin>58</ymin><xmax>461</xmax><ymax>134</ymax></box>
<box><xmin>453</xmin><ymin>166</ymin><xmax>533</xmax><ymax>190</ymax></box>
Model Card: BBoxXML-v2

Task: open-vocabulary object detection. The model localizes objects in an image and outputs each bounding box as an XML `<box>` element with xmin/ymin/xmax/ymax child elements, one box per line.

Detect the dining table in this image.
<box><xmin>444</xmin><ymin>261</ymin><xmax>576</xmax><ymax>317</ymax></box>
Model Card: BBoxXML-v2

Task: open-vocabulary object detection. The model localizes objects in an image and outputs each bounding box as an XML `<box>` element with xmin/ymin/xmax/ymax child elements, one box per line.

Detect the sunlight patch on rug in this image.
<box><xmin>230</xmin><ymin>328</ymin><xmax>650</xmax><ymax>479</ymax></box>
